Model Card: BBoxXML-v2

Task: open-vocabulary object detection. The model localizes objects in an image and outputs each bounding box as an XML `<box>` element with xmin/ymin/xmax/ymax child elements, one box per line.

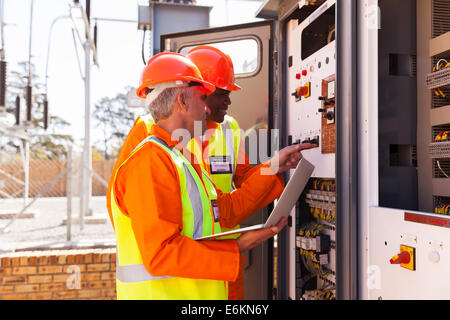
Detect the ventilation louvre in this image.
<box><xmin>432</xmin><ymin>0</ymin><xmax>450</xmax><ymax>38</ymax></box>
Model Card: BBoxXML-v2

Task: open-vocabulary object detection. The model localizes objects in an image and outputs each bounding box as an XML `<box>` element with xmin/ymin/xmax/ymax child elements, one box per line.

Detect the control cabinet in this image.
<box><xmin>285</xmin><ymin>0</ymin><xmax>337</xmax><ymax>300</ymax></box>
<box><xmin>162</xmin><ymin>0</ymin><xmax>450</xmax><ymax>300</ymax></box>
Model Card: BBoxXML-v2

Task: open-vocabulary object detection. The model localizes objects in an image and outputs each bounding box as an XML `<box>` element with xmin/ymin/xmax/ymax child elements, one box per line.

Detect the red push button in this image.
<box><xmin>296</xmin><ymin>73</ymin><xmax>301</xmax><ymax>79</ymax></box>
<box><xmin>302</xmin><ymin>69</ymin><xmax>308</xmax><ymax>76</ymax></box>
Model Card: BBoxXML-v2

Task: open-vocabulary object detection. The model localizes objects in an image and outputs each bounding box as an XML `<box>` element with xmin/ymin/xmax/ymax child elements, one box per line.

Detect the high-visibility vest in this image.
<box><xmin>140</xmin><ymin>114</ymin><xmax>243</xmax><ymax>239</ymax></box>
<box><xmin>112</xmin><ymin>135</ymin><xmax>226</xmax><ymax>300</ymax></box>
<box><xmin>198</xmin><ymin>115</ymin><xmax>242</xmax><ymax>239</ymax></box>
<box><xmin>137</xmin><ymin>114</ymin><xmax>154</xmax><ymax>132</ymax></box>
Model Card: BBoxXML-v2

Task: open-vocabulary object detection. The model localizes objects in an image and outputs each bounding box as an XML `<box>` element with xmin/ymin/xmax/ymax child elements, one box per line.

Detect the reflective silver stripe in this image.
<box><xmin>148</xmin><ymin>136</ymin><xmax>169</xmax><ymax>148</ymax></box>
<box><xmin>115</xmin><ymin>136</ymin><xmax>206</xmax><ymax>282</ymax></box>
<box><xmin>221</xmin><ymin>121</ymin><xmax>235</xmax><ymax>191</ymax></box>
<box><xmin>147</xmin><ymin>137</ymin><xmax>204</xmax><ymax>239</ymax></box>
<box><xmin>130</xmin><ymin>135</ymin><xmax>206</xmax><ymax>234</ymax></box>
<box><xmin>202</xmin><ymin>170</ymin><xmax>214</xmax><ymax>187</ymax></box>
<box><xmin>129</xmin><ymin>136</ymin><xmax>153</xmax><ymax>156</ymax></box>
<box><xmin>182</xmin><ymin>162</ymin><xmax>204</xmax><ymax>239</ymax></box>
<box><xmin>116</xmin><ymin>260</ymin><xmax>171</xmax><ymax>283</ymax></box>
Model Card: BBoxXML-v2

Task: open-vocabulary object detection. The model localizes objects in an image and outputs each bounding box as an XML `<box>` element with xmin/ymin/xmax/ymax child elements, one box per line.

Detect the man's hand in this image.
<box><xmin>265</xmin><ymin>143</ymin><xmax>316</xmax><ymax>174</ymax></box>
<box><xmin>236</xmin><ymin>217</ymin><xmax>288</xmax><ymax>253</ymax></box>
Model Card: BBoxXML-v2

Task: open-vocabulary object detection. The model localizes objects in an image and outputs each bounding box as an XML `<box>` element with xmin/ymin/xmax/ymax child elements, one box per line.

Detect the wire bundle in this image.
<box><xmin>434</xmin><ymin>131</ymin><xmax>450</xmax><ymax>142</ymax></box>
<box><xmin>435</xmin><ymin>204</ymin><xmax>450</xmax><ymax>215</ymax></box>
<box><xmin>433</xmin><ymin>59</ymin><xmax>450</xmax><ymax>98</ymax></box>
<box><xmin>301</xmin><ymin>287</ymin><xmax>335</xmax><ymax>300</ymax></box>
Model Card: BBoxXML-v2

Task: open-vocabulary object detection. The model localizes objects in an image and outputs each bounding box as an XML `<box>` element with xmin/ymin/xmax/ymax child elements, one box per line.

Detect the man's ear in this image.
<box><xmin>177</xmin><ymin>92</ymin><xmax>188</xmax><ymax>112</ymax></box>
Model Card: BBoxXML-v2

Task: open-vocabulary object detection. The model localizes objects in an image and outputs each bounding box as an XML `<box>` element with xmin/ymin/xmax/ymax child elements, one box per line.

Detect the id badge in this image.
<box><xmin>209</xmin><ymin>155</ymin><xmax>232</xmax><ymax>175</ymax></box>
<box><xmin>211</xmin><ymin>199</ymin><xmax>219</xmax><ymax>222</ymax></box>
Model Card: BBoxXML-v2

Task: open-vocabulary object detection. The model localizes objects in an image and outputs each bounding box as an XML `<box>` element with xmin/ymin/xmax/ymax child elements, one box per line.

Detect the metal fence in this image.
<box><xmin>0</xmin><ymin>139</ymin><xmax>117</xmax><ymax>252</ymax></box>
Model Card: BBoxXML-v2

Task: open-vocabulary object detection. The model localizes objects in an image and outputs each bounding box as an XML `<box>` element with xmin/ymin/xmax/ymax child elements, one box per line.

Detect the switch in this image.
<box><xmin>390</xmin><ymin>251</ymin><xmax>410</xmax><ymax>265</ymax></box>
<box><xmin>302</xmin><ymin>69</ymin><xmax>307</xmax><ymax>76</ymax></box>
<box><xmin>323</xmin><ymin>107</ymin><xmax>335</xmax><ymax>124</ymax></box>
<box><xmin>297</xmin><ymin>86</ymin><xmax>309</xmax><ymax>97</ymax></box>
<box><xmin>309</xmin><ymin>136</ymin><xmax>320</xmax><ymax>147</ymax></box>
<box><xmin>297</xmin><ymin>82</ymin><xmax>311</xmax><ymax>98</ymax></box>
<box><xmin>390</xmin><ymin>245</ymin><xmax>416</xmax><ymax>271</ymax></box>
<box><xmin>296</xmin><ymin>73</ymin><xmax>301</xmax><ymax>79</ymax></box>
<box><xmin>323</xmin><ymin>112</ymin><xmax>334</xmax><ymax>121</ymax></box>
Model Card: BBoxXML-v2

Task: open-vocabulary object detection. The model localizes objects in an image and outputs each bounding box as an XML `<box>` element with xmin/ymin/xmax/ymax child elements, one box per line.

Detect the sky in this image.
<box><xmin>1</xmin><ymin>0</ymin><xmax>263</xmax><ymax>150</ymax></box>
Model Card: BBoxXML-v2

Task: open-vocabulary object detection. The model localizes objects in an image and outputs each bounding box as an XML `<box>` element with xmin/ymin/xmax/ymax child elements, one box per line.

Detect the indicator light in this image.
<box><xmin>302</xmin><ymin>70</ymin><xmax>308</xmax><ymax>76</ymax></box>
<box><xmin>428</xmin><ymin>250</ymin><xmax>440</xmax><ymax>263</ymax></box>
<box><xmin>296</xmin><ymin>73</ymin><xmax>301</xmax><ymax>79</ymax></box>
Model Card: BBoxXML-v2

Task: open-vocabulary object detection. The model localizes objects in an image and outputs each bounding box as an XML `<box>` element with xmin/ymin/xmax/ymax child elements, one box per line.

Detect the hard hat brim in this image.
<box><xmin>219</xmin><ymin>83</ymin><xmax>242</xmax><ymax>92</ymax></box>
<box><xmin>136</xmin><ymin>77</ymin><xmax>215</xmax><ymax>99</ymax></box>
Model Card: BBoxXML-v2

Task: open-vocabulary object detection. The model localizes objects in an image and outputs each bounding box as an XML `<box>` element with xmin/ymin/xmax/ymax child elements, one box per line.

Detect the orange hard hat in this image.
<box><xmin>136</xmin><ymin>52</ymin><xmax>216</xmax><ymax>99</ymax></box>
<box><xmin>186</xmin><ymin>46</ymin><xmax>242</xmax><ymax>92</ymax></box>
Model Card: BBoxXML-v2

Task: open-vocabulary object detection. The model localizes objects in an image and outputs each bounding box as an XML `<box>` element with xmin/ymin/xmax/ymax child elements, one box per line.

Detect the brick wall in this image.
<box><xmin>0</xmin><ymin>248</ymin><xmax>117</xmax><ymax>300</ymax></box>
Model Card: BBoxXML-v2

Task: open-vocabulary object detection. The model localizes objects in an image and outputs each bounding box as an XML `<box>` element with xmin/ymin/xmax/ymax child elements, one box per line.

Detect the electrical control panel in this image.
<box><xmin>258</xmin><ymin>0</ymin><xmax>450</xmax><ymax>300</ymax></box>
<box><xmin>416</xmin><ymin>0</ymin><xmax>450</xmax><ymax>216</ymax></box>
<box><xmin>286</xmin><ymin>1</ymin><xmax>336</xmax><ymax>179</ymax></box>
<box><xmin>427</xmin><ymin>53</ymin><xmax>450</xmax><ymax>217</ymax></box>
<box><xmin>285</xmin><ymin>0</ymin><xmax>336</xmax><ymax>300</ymax></box>
<box><xmin>369</xmin><ymin>207</ymin><xmax>450</xmax><ymax>300</ymax></box>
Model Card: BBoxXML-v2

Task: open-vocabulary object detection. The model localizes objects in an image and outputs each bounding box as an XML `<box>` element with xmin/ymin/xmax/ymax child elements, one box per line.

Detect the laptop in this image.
<box><xmin>196</xmin><ymin>157</ymin><xmax>315</xmax><ymax>240</ymax></box>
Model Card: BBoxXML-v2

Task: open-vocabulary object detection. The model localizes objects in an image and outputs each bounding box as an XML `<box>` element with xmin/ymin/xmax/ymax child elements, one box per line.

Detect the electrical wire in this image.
<box><xmin>437</xmin><ymin>160</ymin><xmax>450</xmax><ymax>179</ymax></box>
<box><xmin>141</xmin><ymin>27</ymin><xmax>147</xmax><ymax>65</ymax></box>
<box><xmin>436</xmin><ymin>59</ymin><xmax>449</xmax><ymax>70</ymax></box>
<box><xmin>0</xmin><ymin>0</ymin><xmax>5</xmax><ymax>60</ymax></box>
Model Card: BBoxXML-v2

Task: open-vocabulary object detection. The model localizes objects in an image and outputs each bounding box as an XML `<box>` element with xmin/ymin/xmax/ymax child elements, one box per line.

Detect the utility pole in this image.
<box><xmin>24</xmin><ymin>0</ymin><xmax>34</xmax><ymax>205</ymax></box>
<box><xmin>0</xmin><ymin>0</ymin><xmax>6</xmax><ymax>115</ymax></box>
<box><xmin>79</xmin><ymin>0</ymin><xmax>92</xmax><ymax>231</ymax></box>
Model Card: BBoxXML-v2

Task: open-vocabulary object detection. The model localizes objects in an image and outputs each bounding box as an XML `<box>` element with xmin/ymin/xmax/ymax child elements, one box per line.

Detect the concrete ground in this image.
<box><xmin>0</xmin><ymin>196</ymin><xmax>116</xmax><ymax>254</ymax></box>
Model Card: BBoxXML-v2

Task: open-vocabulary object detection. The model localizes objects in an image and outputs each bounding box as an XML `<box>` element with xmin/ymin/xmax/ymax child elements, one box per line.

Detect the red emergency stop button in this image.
<box><xmin>390</xmin><ymin>251</ymin><xmax>410</xmax><ymax>265</ymax></box>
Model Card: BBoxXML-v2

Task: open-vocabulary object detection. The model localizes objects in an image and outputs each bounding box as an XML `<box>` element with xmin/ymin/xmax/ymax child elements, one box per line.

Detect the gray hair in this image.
<box><xmin>146</xmin><ymin>86</ymin><xmax>194</xmax><ymax>122</ymax></box>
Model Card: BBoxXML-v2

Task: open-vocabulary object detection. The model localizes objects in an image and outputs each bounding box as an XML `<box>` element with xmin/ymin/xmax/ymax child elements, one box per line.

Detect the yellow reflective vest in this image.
<box><xmin>138</xmin><ymin>114</ymin><xmax>243</xmax><ymax>238</ymax></box>
<box><xmin>193</xmin><ymin>115</ymin><xmax>242</xmax><ymax>239</ymax></box>
<box><xmin>111</xmin><ymin>135</ymin><xmax>226</xmax><ymax>300</ymax></box>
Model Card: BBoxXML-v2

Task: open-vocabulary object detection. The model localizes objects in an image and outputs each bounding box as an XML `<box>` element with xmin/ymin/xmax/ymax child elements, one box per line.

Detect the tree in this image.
<box><xmin>2</xmin><ymin>62</ymin><xmax>74</xmax><ymax>159</ymax></box>
<box><xmin>92</xmin><ymin>88</ymin><xmax>144</xmax><ymax>160</ymax></box>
